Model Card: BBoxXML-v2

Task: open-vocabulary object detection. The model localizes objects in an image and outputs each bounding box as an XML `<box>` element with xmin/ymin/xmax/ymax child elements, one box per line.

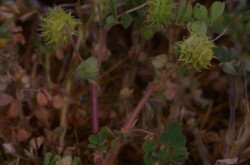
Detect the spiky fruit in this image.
<box><xmin>178</xmin><ymin>33</ymin><xmax>215</xmax><ymax>71</ymax></box>
<box><xmin>40</xmin><ymin>7</ymin><xmax>79</xmax><ymax>47</ymax></box>
<box><xmin>146</xmin><ymin>0</ymin><xmax>174</xmax><ymax>31</ymax></box>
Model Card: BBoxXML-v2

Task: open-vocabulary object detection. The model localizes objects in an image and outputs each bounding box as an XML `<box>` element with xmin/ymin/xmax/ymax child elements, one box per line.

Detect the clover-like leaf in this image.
<box><xmin>121</xmin><ymin>13</ymin><xmax>133</xmax><ymax>29</ymax></box>
<box><xmin>210</xmin><ymin>2</ymin><xmax>225</xmax><ymax>25</ymax></box>
<box><xmin>220</xmin><ymin>62</ymin><xmax>238</xmax><ymax>76</ymax></box>
<box><xmin>75</xmin><ymin>57</ymin><xmax>98</xmax><ymax>80</ymax></box>
<box><xmin>182</xmin><ymin>3</ymin><xmax>193</xmax><ymax>23</ymax></box>
<box><xmin>97</xmin><ymin>127</ymin><xmax>110</xmax><ymax>143</ymax></box>
<box><xmin>176</xmin><ymin>0</ymin><xmax>186</xmax><ymax>23</ymax></box>
<box><xmin>105</xmin><ymin>15</ymin><xmax>117</xmax><ymax>28</ymax></box>
<box><xmin>144</xmin><ymin>154</ymin><xmax>153</xmax><ymax>165</ymax></box>
<box><xmin>213</xmin><ymin>46</ymin><xmax>239</xmax><ymax>62</ymax></box>
<box><xmin>88</xmin><ymin>135</ymin><xmax>99</xmax><ymax>145</ymax></box>
<box><xmin>168</xmin><ymin>134</ymin><xmax>186</xmax><ymax>149</ymax></box>
<box><xmin>188</xmin><ymin>21</ymin><xmax>207</xmax><ymax>35</ymax></box>
<box><xmin>142</xmin><ymin>140</ymin><xmax>157</xmax><ymax>153</ymax></box>
<box><xmin>193</xmin><ymin>3</ymin><xmax>208</xmax><ymax>23</ymax></box>
<box><xmin>176</xmin><ymin>0</ymin><xmax>193</xmax><ymax>24</ymax></box>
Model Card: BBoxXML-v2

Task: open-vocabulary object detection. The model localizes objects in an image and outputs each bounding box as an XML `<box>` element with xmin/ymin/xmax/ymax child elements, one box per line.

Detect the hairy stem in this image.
<box><xmin>66</xmin><ymin>24</ymin><xmax>83</xmax><ymax>62</ymax></box>
<box><xmin>91</xmin><ymin>83</ymin><xmax>99</xmax><ymax>133</ymax></box>
<box><xmin>104</xmin><ymin>82</ymin><xmax>156</xmax><ymax>164</ymax></box>
<box><xmin>124</xmin><ymin>82</ymin><xmax>156</xmax><ymax>131</ymax></box>
<box><xmin>65</xmin><ymin>23</ymin><xmax>102</xmax><ymax>135</ymax></box>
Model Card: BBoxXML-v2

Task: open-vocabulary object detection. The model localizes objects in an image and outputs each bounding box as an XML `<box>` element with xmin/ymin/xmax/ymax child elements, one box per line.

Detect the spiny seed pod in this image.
<box><xmin>178</xmin><ymin>33</ymin><xmax>215</xmax><ymax>71</ymax></box>
<box><xmin>146</xmin><ymin>0</ymin><xmax>174</xmax><ymax>31</ymax></box>
<box><xmin>40</xmin><ymin>7</ymin><xmax>78</xmax><ymax>47</ymax></box>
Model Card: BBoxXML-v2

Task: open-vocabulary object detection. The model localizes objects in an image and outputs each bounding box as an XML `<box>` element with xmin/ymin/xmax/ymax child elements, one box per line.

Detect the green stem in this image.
<box><xmin>59</xmin><ymin>78</ymin><xmax>72</xmax><ymax>147</ymax></box>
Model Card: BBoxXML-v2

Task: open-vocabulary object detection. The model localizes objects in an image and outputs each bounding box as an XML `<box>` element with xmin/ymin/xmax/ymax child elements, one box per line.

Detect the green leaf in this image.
<box><xmin>193</xmin><ymin>3</ymin><xmax>208</xmax><ymax>23</ymax></box>
<box><xmin>121</xmin><ymin>13</ymin><xmax>133</xmax><ymax>29</ymax></box>
<box><xmin>241</xmin><ymin>11</ymin><xmax>250</xmax><ymax>21</ymax></box>
<box><xmin>210</xmin><ymin>2</ymin><xmax>225</xmax><ymax>25</ymax></box>
<box><xmin>75</xmin><ymin>57</ymin><xmax>98</xmax><ymax>80</ymax></box>
<box><xmin>188</xmin><ymin>21</ymin><xmax>207</xmax><ymax>35</ymax></box>
<box><xmin>43</xmin><ymin>153</ymin><xmax>52</xmax><ymax>165</ymax></box>
<box><xmin>176</xmin><ymin>0</ymin><xmax>186</xmax><ymax>23</ymax></box>
<box><xmin>220</xmin><ymin>62</ymin><xmax>238</xmax><ymax>76</ymax></box>
<box><xmin>158</xmin><ymin>122</ymin><xmax>184</xmax><ymax>146</ymax></box>
<box><xmin>213</xmin><ymin>46</ymin><xmax>239</xmax><ymax>62</ymax></box>
<box><xmin>166</xmin><ymin>148</ymin><xmax>188</xmax><ymax>164</ymax></box>
<box><xmin>152</xmin><ymin>122</ymin><xmax>188</xmax><ymax>164</ymax></box>
<box><xmin>50</xmin><ymin>155</ymin><xmax>61</xmax><ymax>165</ymax></box>
<box><xmin>0</xmin><ymin>18</ymin><xmax>13</xmax><ymax>38</ymax></box>
<box><xmin>142</xmin><ymin>140</ymin><xmax>157</xmax><ymax>153</ymax></box>
<box><xmin>158</xmin><ymin>131</ymin><xmax>169</xmax><ymax>145</ymax></box>
<box><xmin>88</xmin><ymin>135</ymin><xmax>99</xmax><ymax>145</ymax></box>
<box><xmin>168</xmin><ymin>134</ymin><xmax>186</xmax><ymax>149</ymax></box>
<box><xmin>167</xmin><ymin>122</ymin><xmax>181</xmax><ymax>134</ymax></box>
<box><xmin>105</xmin><ymin>15</ymin><xmax>117</xmax><ymax>28</ymax></box>
<box><xmin>97</xmin><ymin>127</ymin><xmax>110</xmax><ymax>143</ymax></box>
<box><xmin>110</xmin><ymin>138</ymin><xmax>118</xmax><ymax>149</ymax></box>
<box><xmin>143</xmin><ymin>154</ymin><xmax>153</xmax><ymax>165</ymax></box>
<box><xmin>109</xmin><ymin>0</ymin><xmax>117</xmax><ymax>19</ymax></box>
<box><xmin>72</xmin><ymin>157</ymin><xmax>81</xmax><ymax>165</ymax></box>
<box><xmin>182</xmin><ymin>3</ymin><xmax>193</xmax><ymax>23</ymax></box>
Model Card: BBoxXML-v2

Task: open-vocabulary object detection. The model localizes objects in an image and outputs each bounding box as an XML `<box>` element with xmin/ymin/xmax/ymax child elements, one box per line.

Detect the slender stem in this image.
<box><xmin>45</xmin><ymin>52</ymin><xmax>52</xmax><ymax>88</ymax></box>
<box><xmin>212</xmin><ymin>26</ymin><xmax>229</xmax><ymax>42</ymax></box>
<box><xmin>65</xmin><ymin>24</ymin><xmax>83</xmax><ymax>62</ymax></box>
<box><xmin>123</xmin><ymin>82</ymin><xmax>156</xmax><ymax>131</ymax></box>
<box><xmin>65</xmin><ymin>7</ymin><xmax>104</xmax><ymax>164</ymax></box>
<box><xmin>117</xmin><ymin>2</ymin><xmax>147</xmax><ymax>18</ymax></box>
<box><xmin>65</xmin><ymin>22</ymin><xmax>102</xmax><ymax>135</ymax></box>
<box><xmin>97</xmin><ymin>31</ymin><xmax>105</xmax><ymax>68</ymax></box>
<box><xmin>104</xmin><ymin>139</ymin><xmax>124</xmax><ymax>165</ymax></box>
<box><xmin>91</xmin><ymin>31</ymin><xmax>105</xmax><ymax>133</ymax></box>
<box><xmin>91</xmin><ymin>83</ymin><xmax>99</xmax><ymax>133</ymax></box>
<box><xmin>59</xmin><ymin>79</ymin><xmax>72</xmax><ymax>147</ymax></box>
<box><xmin>104</xmin><ymin>82</ymin><xmax>156</xmax><ymax>164</ymax></box>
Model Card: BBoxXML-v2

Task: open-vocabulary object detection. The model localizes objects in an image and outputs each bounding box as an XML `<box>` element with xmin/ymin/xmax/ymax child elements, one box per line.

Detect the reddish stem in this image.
<box><xmin>97</xmin><ymin>31</ymin><xmax>105</xmax><ymax>68</ymax></box>
<box><xmin>66</xmin><ymin>24</ymin><xmax>103</xmax><ymax>164</ymax></box>
<box><xmin>91</xmin><ymin>30</ymin><xmax>105</xmax><ymax>134</ymax></box>
<box><xmin>91</xmin><ymin>83</ymin><xmax>99</xmax><ymax>133</ymax></box>
<box><xmin>124</xmin><ymin>83</ymin><xmax>156</xmax><ymax>130</ymax></box>
<box><xmin>93</xmin><ymin>30</ymin><xmax>105</xmax><ymax>165</ymax></box>
<box><xmin>104</xmin><ymin>82</ymin><xmax>156</xmax><ymax>164</ymax></box>
<box><xmin>104</xmin><ymin>140</ymin><xmax>124</xmax><ymax>165</ymax></box>
<box><xmin>66</xmin><ymin>24</ymin><xmax>83</xmax><ymax>62</ymax></box>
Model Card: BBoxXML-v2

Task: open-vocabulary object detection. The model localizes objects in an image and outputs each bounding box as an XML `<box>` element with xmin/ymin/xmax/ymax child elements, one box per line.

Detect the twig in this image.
<box><xmin>59</xmin><ymin>79</ymin><xmax>71</xmax><ymax>147</ymax></box>
<box><xmin>65</xmin><ymin>22</ymin><xmax>102</xmax><ymax>135</ymax></box>
<box><xmin>91</xmin><ymin>82</ymin><xmax>99</xmax><ymax>133</ymax></box>
<box><xmin>212</xmin><ymin>26</ymin><xmax>229</xmax><ymax>42</ymax></box>
<box><xmin>65</xmin><ymin>24</ymin><xmax>83</xmax><ymax>62</ymax></box>
<box><xmin>104</xmin><ymin>82</ymin><xmax>156</xmax><ymax>164</ymax></box>
<box><xmin>117</xmin><ymin>3</ymin><xmax>147</xmax><ymax>18</ymax></box>
<box><xmin>123</xmin><ymin>83</ymin><xmax>156</xmax><ymax>131</ymax></box>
